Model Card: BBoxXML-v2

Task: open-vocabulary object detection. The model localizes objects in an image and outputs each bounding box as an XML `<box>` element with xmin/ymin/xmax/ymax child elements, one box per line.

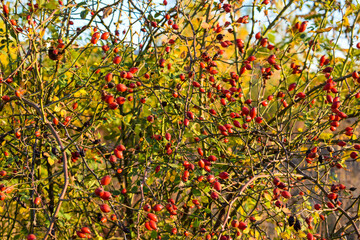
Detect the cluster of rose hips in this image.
<box><xmin>272</xmin><ymin>177</ymin><xmax>292</xmax><ymax>209</ymax></box>
<box><xmin>76</xmin><ymin>227</ymin><xmax>92</xmax><ymax>239</ymax></box>
<box><xmin>143</xmin><ymin>199</ymin><xmax>177</xmax><ymax>232</ymax></box>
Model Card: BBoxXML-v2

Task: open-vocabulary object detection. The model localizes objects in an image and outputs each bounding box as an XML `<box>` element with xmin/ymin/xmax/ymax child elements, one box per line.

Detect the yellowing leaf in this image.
<box><xmin>314</xmin><ymin>27</ymin><xmax>333</xmax><ymax>33</ymax></box>
<box><xmin>237</xmin><ymin>27</ymin><xmax>248</xmax><ymax>39</ymax></box>
<box><xmin>200</xmin><ymin>195</ymin><xmax>209</xmax><ymax>203</ymax></box>
<box><xmin>19</xmin><ymin>207</ymin><xmax>29</xmax><ymax>215</ymax></box>
<box><xmin>253</xmin><ymin>216</ymin><xmax>262</xmax><ymax>221</ymax></box>
<box><xmin>169</xmin><ymin>170</ymin><xmax>177</xmax><ymax>182</ymax></box>
<box><xmin>280</xmin><ymin>232</ymin><xmax>291</xmax><ymax>239</ymax></box>
<box><xmin>264</xmin><ymin>192</ymin><xmax>272</xmax><ymax>202</ymax></box>
<box><xmin>39</xmin><ymin>29</ymin><xmax>46</xmax><ymax>38</ymax></box>
<box><xmin>74</xmin><ymin>89</ymin><xmax>87</xmax><ymax>97</ymax></box>
<box><xmin>54</xmin><ymin>105</ymin><xmax>61</xmax><ymax>112</ymax></box>
<box><xmin>60</xmin><ymin>109</ymin><xmax>67</xmax><ymax>117</ymax></box>
<box><xmin>48</xmin><ymin>155</ymin><xmax>56</xmax><ymax>166</ymax></box>
<box><xmin>319</xmin><ymin>132</ymin><xmax>333</xmax><ymax>140</ymax></box>
<box><xmin>298</xmin><ymin>231</ymin><xmax>307</xmax><ymax>238</ymax></box>
<box><xmin>344</xmin><ymin>16</ymin><xmax>350</xmax><ymax>27</ymax></box>
<box><xmin>170</xmin><ymin>174</ymin><xmax>175</xmax><ymax>182</ymax></box>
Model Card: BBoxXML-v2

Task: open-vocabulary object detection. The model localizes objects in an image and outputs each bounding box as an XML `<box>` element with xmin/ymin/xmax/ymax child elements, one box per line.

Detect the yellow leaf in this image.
<box><xmin>48</xmin><ymin>156</ymin><xmax>55</xmax><ymax>166</ymax></box>
<box><xmin>280</xmin><ymin>232</ymin><xmax>291</xmax><ymax>239</ymax></box>
<box><xmin>264</xmin><ymin>192</ymin><xmax>272</xmax><ymax>202</ymax></box>
<box><xmin>54</xmin><ymin>105</ymin><xmax>61</xmax><ymax>112</ymax></box>
<box><xmin>164</xmin><ymin>171</ymin><xmax>171</xmax><ymax>182</ymax></box>
<box><xmin>351</xmin><ymin>134</ymin><xmax>357</xmax><ymax>140</ymax></box>
<box><xmin>239</xmin><ymin>205</ymin><xmax>245</xmax><ymax>216</ymax></box>
<box><xmin>298</xmin><ymin>231</ymin><xmax>307</xmax><ymax>238</ymax></box>
<box><xmin>170</xmin><ymin>174</ymin><xmax>175</xmax><ymax>182</ymax></box>
<box><xmin>237</xmin><ymin>27</ymin><xmax>248</xmax><ymax>39</ymax></box>
<box><xmin>319</xmin><ymin>132</ymin><xmax>333</xmax><ymax>140</ymax></box>
<box><xmin>19</xmin><ymin>207</ymin><xmax>29</xmax><ymax>216</ymax></box>
<box><xmin>254</xmin><ymin>216</ymin><xmax>262</xmax><ymax>221</ymax></box>
<box><xmin>243</xmin><ymin>227</ymin><xmax>250</xmax><ymax>234</ymax></box>
<box><xmin>170</xmin><ymin>170</ymin><xmax>177</xmax><ymax>182</ymax></box>
<box><xmin>201</xmin><ymin>21</ymin><xmax>210</xmax><ymax>29</ymax></box>
<box><xmin>74</xmin><ymin>89</ymin><xmax>87</xmax><ymax>98</ymax></box>
<box><xmin>60</xmin><ymin>109</ymin><xmax>67</xmax><ymax>117</ymax></box>
<box><xmin>344</xmin><ymin>7</ymin><xmax>353</xmax><ymax>17</ymax></box>
<box><xmin>314</xmin><ymin>27</ymin><xmax>333</xmax><ymax>33</ymax></box>
<box><xmin>39</xmin><ymin>29</ymin><xmax>46</xmax><ymax>38</ymax></box>
<box><xmin>146</xmin><ymin>177</ymin><xmax>154</xmax><ymax>185</ymax></box>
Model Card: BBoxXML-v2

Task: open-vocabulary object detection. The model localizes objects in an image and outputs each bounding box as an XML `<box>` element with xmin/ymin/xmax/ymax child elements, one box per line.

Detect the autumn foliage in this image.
<box><xmin>0</xmin><ymin>0</ymin><xmax>360</xmax><ymax>239</ymax></box>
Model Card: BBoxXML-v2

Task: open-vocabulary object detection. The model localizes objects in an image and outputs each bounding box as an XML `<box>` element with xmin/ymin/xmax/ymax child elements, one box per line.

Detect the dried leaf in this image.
<box><xmin>102</xmin><ymin>7</ymin><xmax>113</xmax><ymax>19</ymax></box>
<box><xmin>180</xmin><ymin>51</ymin><xmax>186</xmax><ymax>58</ymax></box>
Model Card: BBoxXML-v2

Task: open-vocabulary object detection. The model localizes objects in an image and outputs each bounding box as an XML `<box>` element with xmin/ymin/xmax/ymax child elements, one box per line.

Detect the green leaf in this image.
<box><xmin>150</xmin><ymin>230</ymin><xmax>157</xmax><ymax>239</ymax></box>
<box><xmin>131</xmin><ymin>186</ymin><xmax>138</xmax><ymax>193</ymax></box>
<box><xmin>204</xmin><ymin>208</ymin><xmax>211</xmax><ymax>214</ymax></box>
<box><xmin>192</xmin><ymin>188</ymin><xmax>202</xmax><ymax>196</ymax></box>
<box><xmin>193</xmin><ymin>218</ymin><xmax>200</xmax><ymax>228</ymax></box>
<box><xmin>80</xmin><ymin>10</ymin><xmax>89</xmax><ymax>19</ymax></box>
<box><xmin>112</xmin><ymin>190</ymin><xmax>121</xmax><ymax>196</ymax></box>
<box><xmin>77</xmin><ymin>2</ymin><xmax>87</xmax><ymax>7</ymax></box>
<box><xmin>38</xmin><ymin>0</ymin><xmax>45</xmax><ymax>6</ymax></box>
<box><xmin>168</xmin><ymin>163</ymin><xmax>179</xmax><ymax>169</ymax></box>
<box><xmin>203</xmin><ymin>186</ymin><xmax>211</xmax><ymax>193</ymax></box>
<box><xmin>200</xmin><ymin>195</ymin><xmax>209</xmax><ymax>203</ymax></box>
<box><xmin>58</xmin><ymin>210</ymin><xmax>71</xmax><ymax>220</ymax></box>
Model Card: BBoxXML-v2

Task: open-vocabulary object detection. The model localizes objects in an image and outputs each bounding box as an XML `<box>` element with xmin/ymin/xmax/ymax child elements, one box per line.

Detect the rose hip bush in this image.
<box><xmin>0</xmin><ymin>0</ymin><xmax>360</xmax><ymax>239</ymax></box>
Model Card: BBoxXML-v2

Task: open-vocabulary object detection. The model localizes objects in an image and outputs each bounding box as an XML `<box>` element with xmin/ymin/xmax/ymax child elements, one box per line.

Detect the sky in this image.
<box><xmin>8</xmin><ymin>0</ymin><xmax>358</xmax><ymax>58</ymax></box>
